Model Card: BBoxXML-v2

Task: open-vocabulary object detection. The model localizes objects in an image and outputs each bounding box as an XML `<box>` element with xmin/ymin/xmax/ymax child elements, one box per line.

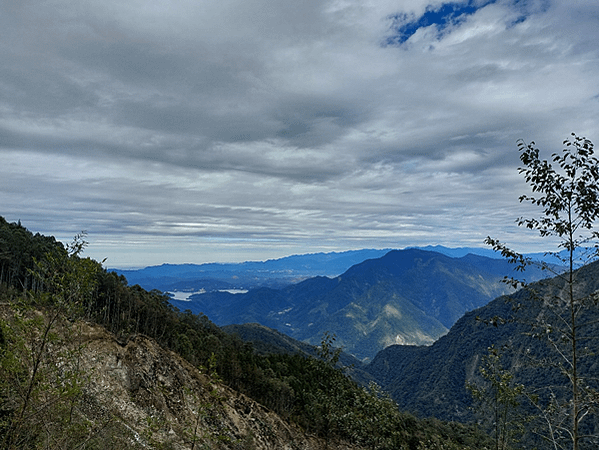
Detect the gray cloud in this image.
<box><xmin>1</xmin><ymin>0</ymin><xmax>598</xmax><ymax>266</ymax></box>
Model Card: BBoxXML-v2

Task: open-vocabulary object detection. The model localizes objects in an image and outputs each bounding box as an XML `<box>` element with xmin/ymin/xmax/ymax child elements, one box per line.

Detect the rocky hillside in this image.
<box><xmin>0</xmin><ymin>302</ymin><xmax>493</xmax><ymax>450</ymax></box>
<box><xmin>73</xmin><ymin>318</ymin><xmax>360</xmax><ymax>450</ymax></box>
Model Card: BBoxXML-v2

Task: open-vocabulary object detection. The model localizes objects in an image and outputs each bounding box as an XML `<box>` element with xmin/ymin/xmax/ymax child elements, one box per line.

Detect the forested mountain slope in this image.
<box><xmin>173</xmin><ymin>248</ymin><xmax>547</xmax><ymax>361</ymax></box>
<box><xmin>0</xmin><ymin>216</ymin><xmax>492</xmax><ymax>449</ymax></box>
<box><xmin>366</xmin><ymin>259</ymin><xmax>599</xmax><ymax>427</ymax></box>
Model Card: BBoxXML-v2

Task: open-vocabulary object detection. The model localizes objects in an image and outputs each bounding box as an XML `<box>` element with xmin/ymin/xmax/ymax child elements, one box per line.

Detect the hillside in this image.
<box><xmin>0</xmin><ymin>305</ymin><xmax>360</xmax><ymax>450</ymax></box>
<box><xmin>0</xmin><ymin>216</ymin><xmax>493</xmax><ymax>449</ymax></box>
<box><xmin>221</xmin><ymin>322</ymin><xmax>375</xmax><ymax>386</ymax></box>
<box><xmin>365</xmin><ymin>259</ymin><xmax>599</xmax><ymax>428</ymax></box>
<box><xmin>172</xmin><ymin>249</ymin><xmax>547</xmax><ymax>361</ymax></box>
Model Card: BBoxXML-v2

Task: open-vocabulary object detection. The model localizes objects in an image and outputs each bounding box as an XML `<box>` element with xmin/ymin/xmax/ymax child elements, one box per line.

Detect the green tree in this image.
<box><xmin>0</xmin><ymin>233</ymin><xmax>107</xmax><ymax>449</ymax></box>
<box><xmin>306</xmin><ymin>332</ymin><xmax>345</xmax><ymax>447</ymax></box>
<box><xmin>486</xmin><ymin>133</ymin><xmax>599</xmax><ymax>450</ymax></box>
<box><xmin>467</xmin><ymin>345</ymin><xmax>525</xmax><ymax>450</ymax></box>
<box><xmin>345</xmin><ymin>381</ymin><xmax>402</xmax><ymax>450</ymax></box>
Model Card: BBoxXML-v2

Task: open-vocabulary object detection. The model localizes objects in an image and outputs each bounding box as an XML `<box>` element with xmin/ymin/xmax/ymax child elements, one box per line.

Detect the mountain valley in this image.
<box><xmin>1</xmin><ymin>217</ymin><xmax>497</xmax><ymax>449</ymax></box>
<box><xmin>167</xmin><ymin>248</ymin><xmax>548</xmax><ymax>361</ymax></box>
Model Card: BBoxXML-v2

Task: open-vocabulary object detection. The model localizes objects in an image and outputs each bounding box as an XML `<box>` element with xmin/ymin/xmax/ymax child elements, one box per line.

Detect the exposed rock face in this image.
<box><xmin>77</xmin><ymin>322</ymin><xmax>360</xmax><ymax>449</ymax></box>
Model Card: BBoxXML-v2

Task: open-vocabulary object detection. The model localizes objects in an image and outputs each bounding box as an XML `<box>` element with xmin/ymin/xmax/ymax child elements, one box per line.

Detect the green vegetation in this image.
<box><xmin>0</xmin><ymin>226</ymin><xmax>125</xmax><ymax>449</ymax></box>
<box><xmin>0</xmin><ymin>216</ymin><xmax>493</xmax><ymax>449</ymax></box>
<box><xmin>467</xmin><ymin>345</ymin><xmax>526</xmax><ymax>450</ymax></box>
<box><xmin>485</xmin><ymin>133</ymin><xmax>599</xmax><ymax>450</ymax></box>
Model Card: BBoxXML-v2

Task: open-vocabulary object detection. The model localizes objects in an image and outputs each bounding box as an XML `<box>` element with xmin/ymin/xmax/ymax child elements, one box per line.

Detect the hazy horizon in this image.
<box><xmin>3</xmin><ymin>0</ymin><xmax>597</xmax><ymax>267</ymax></box>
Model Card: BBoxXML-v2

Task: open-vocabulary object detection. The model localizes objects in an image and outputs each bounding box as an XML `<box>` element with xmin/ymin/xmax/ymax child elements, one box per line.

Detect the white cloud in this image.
<box><xmin>1</xmin><ymin>0</ymin><xmax>598</xmax><ymax>266</ymax></box>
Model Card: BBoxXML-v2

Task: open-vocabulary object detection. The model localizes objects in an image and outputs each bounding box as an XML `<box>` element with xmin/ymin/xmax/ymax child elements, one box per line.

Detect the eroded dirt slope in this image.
<box><xmin>77</xmin><ymin>321</ymin><xmax>360</xmax><ymax>449</ymax></box>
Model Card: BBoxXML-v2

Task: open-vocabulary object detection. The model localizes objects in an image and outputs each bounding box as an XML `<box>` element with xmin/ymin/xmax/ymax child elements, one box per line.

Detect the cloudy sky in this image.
<box><xmin>2</xmin><ymin>0</ymin><xmax>598</xmax><ymax>267</ymax></box>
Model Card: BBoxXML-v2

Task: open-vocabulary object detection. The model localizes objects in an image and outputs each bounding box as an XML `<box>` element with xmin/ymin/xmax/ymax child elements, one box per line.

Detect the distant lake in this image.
<box><xmin>168</xmin><ymin>289</ymin><xmax>248</xmax><ymax>301</ymax></box>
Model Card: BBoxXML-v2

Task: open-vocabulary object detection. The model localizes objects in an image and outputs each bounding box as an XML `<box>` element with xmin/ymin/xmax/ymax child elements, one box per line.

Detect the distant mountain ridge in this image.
<box><xmin>112</xmin><ymin>245</ymin><xmax>565</xmax><ymax>295</ymax></box>
<box><xmin>169</xmin><ymin>248</ymin><xmax>548</xmax><ymax>361</ymax></box>
<box><xmin>113</xmin><ymin>248</ymin><xmax>392</xmax><ymax>292</ymax></box>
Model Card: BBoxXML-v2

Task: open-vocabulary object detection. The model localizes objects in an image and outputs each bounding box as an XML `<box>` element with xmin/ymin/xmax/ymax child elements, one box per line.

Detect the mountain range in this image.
<box><xmin>113</xmin><ymin>245</ymin><xmax>544</xmax><ymax>294</ymax></box>
<box><xmin>113</xmin><ymin>248</ymin><xmax>391</xmax><ymax>292</ymax></box>
<box><xmin>213</xmin><ymin>257</ymin><xmax>599</xmax><ymax>446</ymax></box>
<box><xmin>6</xmin><ymin>216</ymin><xmax>593</xmax><ymax>447</ymax></box>
<box><xmin>167</xmin><ymin>248</ymin><xmax>548</xmax><ymax>361</ymax></box>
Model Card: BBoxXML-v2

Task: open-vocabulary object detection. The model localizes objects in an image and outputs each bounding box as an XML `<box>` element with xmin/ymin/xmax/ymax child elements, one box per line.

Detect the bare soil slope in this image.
<box><xmin>70</xmin><ymin>320</ymin><xmax>361</xmax><ymax>450</ymax></box>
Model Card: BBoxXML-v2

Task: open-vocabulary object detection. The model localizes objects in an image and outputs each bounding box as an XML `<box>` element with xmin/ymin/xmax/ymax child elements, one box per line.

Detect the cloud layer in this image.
<box><xmin>2</xmin><ymin>0</ymin><xmax>599</xmax><ymax>266</ymax></box>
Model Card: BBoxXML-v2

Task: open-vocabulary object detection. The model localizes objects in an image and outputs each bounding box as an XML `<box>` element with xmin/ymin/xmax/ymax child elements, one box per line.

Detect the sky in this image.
<box><xmin>2</xmin><ymin>0</ymin><xmax>599</xmax><ymax>268</ymax></box>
